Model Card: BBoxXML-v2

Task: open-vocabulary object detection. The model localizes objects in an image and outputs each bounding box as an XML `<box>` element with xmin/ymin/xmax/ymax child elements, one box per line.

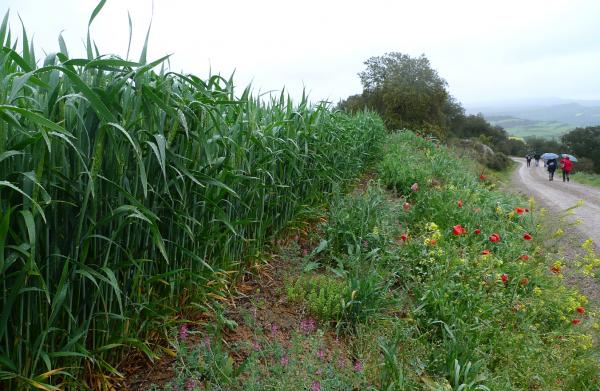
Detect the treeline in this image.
<box><xmin>340</xmin><ymin>52</ymin><xmax>600</xmax><ymax>173</ymax></box>
<box><xmin>339</xmin><ymin>53</ymin><xmax>527</xmax><ymax>159</ymax></box>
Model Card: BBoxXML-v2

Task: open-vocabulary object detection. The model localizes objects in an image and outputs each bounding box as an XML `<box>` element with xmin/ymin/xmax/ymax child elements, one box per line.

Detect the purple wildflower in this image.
<box><xmin>252</xmin><ymin>340</ymin><xmax>261</xmax><ymax>352</ymax></box>
<box><xmin>300</xmin><ymin>318</ymin><xmax>316</xmax><ymax>334</ymax></box>
<box><xmin>179</xmin><ymin>324</ymin><xmax>189</xmax><ymax>340</ymax></box>
<box><xmin>184</xmin><ymin>378</ymin><xmax>197</xmax><ymax>391</ymax></box>
<box><xmin>270</xmin><ymin>323</ymin><xmax>279</xmax><ymax>336</ymax></box>
<box><xmin>311</xmin><ymin>381</ymin><xmax>321</xmax><ymax>391</ymax></box>
<box><xmin>353</xmin><ymin>360</ymin><xmax>363</xmax><ymax>372</ymax></box>
<box><xmin>280</xmin><ymin>354</ymin><xmax>289</xmax><ymax>366</ymax></box>
<box><xmin>316</xmin><ymin>348</ymin><xmax>325</xmax><ymax>360</ymax></box>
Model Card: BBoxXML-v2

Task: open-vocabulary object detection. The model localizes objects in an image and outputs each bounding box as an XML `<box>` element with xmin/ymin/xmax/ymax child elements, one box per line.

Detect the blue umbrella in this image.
<box><xmin>561</xmin><ymin>154</ymin><xmax>578</xmax><ymax>162</ymax></box>
<box><xmin>540</xmin><ymin>153</ymin><xmax>559</xmax><ymax>160</ymax></box>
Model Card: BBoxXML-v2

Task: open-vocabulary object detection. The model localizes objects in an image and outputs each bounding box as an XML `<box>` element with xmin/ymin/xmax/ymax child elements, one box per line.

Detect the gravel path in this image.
<box><xmin>512</xmin><ymin>157</ymin><xmax>600</xmax><ymax>245</ymax></box>
<box><xmin>510</xmin><ymin>157</ymin><xmax>600</xmax><ymax>309</ymax></box>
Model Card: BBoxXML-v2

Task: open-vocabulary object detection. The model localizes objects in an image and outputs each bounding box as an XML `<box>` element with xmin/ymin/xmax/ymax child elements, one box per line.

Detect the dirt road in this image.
<box><xmin>512</xmin><ymin>157</ymin><xmax>600</xmax><ymax>246</ymax></box>
<box><xmin>512</xmin><ymin>157</ymin><xmax>600</xmax><ymax>310</ymax></box>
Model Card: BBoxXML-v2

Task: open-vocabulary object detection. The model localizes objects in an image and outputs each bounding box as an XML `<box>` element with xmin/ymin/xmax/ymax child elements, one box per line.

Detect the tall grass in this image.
<box><xmin>0</xmin><ymin>7</ymin><xmax>386</xmax><ymax>389</ymax></box>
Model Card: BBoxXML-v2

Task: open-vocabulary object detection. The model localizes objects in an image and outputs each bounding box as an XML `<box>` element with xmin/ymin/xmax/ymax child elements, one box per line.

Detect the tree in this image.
<box><xmin>524</xmin><ymin>136</ymin><xmax>565</xmax><ymax>155</ymax></box>
<box><xmin>353</xmin><ymin>53</ymin><xmax>450</xmax><ymax>137</ymax></box>
<box><xmin>561</xmin><ymin>127</ymin><xmax>600</xmax><ymax>173</ymax></box>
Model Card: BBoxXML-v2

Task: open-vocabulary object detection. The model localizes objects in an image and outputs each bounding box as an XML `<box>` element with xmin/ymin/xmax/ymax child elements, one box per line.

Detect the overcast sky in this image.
<box><xmin>3</xmin><ymin>0</ymin><xmax>600</xmax><ymax>106</ymax></box>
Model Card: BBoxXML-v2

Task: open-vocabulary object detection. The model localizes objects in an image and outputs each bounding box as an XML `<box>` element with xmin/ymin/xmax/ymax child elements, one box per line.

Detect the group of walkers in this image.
<box><xmin>525</xmin><ymin>153</ymin><xmax>573</xmax><ymax>182</ymax></box>
<box><xmin>525</xmin><ymin>153</ymin><xmax>541</xmax><ymax>167</ymax></box>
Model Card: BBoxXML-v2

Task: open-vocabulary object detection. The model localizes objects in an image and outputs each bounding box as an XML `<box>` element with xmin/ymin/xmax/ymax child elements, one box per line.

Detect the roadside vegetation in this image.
<box><xmin>572</xmin><ymin>172</ymin><xmax>600</xmax><ymax>188</ymax></box>
<box><xmin>0</xmin><ymin>9</ymin><xmax>385</xmax><ymax>390</ymax></box>
<box><xmin>2</xmin><ymin>4</ymin><xmax>600</xmax><ymax>390</ymax></box>
<box><xmin>154</xmin><ymin>132</ymin><xmax>599</xmax><ymax>390</ymax></box>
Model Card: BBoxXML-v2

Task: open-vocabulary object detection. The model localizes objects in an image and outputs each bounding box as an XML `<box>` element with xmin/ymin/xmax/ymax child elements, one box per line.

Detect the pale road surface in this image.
<box><xmin>511</xmin><ymin>157</ymin><xmax>600</xmax><ymax>246</ymax></box>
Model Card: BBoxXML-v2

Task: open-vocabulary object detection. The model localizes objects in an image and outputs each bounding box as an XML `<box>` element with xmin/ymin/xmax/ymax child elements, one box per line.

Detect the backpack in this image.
<box><xmin>548</xmin><ymin>160</ymin><xmax>557</xmax><ymax>169</ymax></box>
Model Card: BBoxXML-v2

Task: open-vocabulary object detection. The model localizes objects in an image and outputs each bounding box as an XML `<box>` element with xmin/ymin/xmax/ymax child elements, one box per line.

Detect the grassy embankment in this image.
<box><xmin>155</xmin><ymin>132</ymin><xmax>600</xmax><ymax>391</ymax></box>
<box><xmin>572</xmin><ymin>172</ymin><xmax>600</xmax><ymax>188</ymax></box>
<box><xmin>0</xmin><ymin>10</ymin><xmax>386</xmax><ymax>390</ymax></box>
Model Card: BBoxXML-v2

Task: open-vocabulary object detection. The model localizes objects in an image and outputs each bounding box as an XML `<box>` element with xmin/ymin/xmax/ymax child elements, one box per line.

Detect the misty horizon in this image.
<box><xmin>3</xmin><ymin>0</ymin><xmax>600</xmax><ymax>106</ymax></box>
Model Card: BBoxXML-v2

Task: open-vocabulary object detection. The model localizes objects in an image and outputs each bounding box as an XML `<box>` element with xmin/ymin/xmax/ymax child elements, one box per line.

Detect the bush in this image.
<box><xmin>316</xmin><ymin>185</ymin><xmax>398</xmax><ymax>259</ymax></box>
<box><xmin>480</xmin><ymin>151</ymin><xmax>511</xmax><ymax>171</ymax></box>
<box><xmin>286</xmin><ymin>271</ymin><xmax>392</xmax><ymax>332</ymax></box>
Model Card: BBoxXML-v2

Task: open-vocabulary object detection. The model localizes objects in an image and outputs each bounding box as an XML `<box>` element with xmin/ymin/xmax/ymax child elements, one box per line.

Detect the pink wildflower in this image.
<box><xmin>179</xmin><ymin>324</ymin><xmax>189</xmax><ymax>340</ymax></box>
<box><xmin>354</xmin><ymin>360</ymin><xmax>363</xmax><ymax>372</ymax></box>
<box><xmin>270</xmin><ymin>323</ymin><xmax>279</xmax><ymax>336</ymax></box>
<box><xmin>316</xmin><ymin>348</ymin><xmax>325</xmax><ymax>360</ymax></box>
<box><xmin>280</xmin><ymin>355</ymin><xmax>289</xmax><ymax>366</ymax></box>
<box><xmin>311</xmin><ymin>381</ymin><xmax>321</xmax><ymax>391</ymax></box>
<box><xmin>184</xmin><ymin>379</ymin><xmax>197</xmax><ymax>391</ymax></box>
<box><xmin>411</xmin><ymin>183</ymin><xmax>419</xmax><ymax>192</ymax></box>
<box><xmin>300</xmin><ymin>318</ymin><xmax>316</xmax><ymax>334</ymax></box>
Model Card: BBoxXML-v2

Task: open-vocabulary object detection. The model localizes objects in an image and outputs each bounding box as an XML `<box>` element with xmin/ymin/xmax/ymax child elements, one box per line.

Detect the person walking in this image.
<box><xmin>533</xmin><ymin>153</ymin><xmax>541</xmax><ymax>167</ymax></box>
<box><xmin>526</xmin><ymin>154</ymin><xmax>532</xmax><ymax>167</ymax></box>
<box><xmin>560</xmin><ymin>155</ymin><xmax>573</xmax><ymax>182</ymax></box>
<box><xmin>547</xmin><ymin>158</ymin><xmax>557</xmax><ymax>181</ymax></box>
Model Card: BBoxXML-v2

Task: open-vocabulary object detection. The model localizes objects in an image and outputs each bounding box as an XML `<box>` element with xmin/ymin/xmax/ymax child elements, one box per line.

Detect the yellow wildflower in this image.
<box><xmin>426</xmin><ymin>222</ymin><xmax>439</xmax><ymax>231</ymax></box>
<box><xmin>533</xmin><ymin>287</ymin><xmax>542</xmax><ymax>296</ymax></box>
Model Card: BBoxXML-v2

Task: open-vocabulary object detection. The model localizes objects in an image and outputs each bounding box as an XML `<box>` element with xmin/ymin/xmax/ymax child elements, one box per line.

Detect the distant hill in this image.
<box><xmin>499</xmin><ymin>103</ymin><xmax>600</xmax><ymax>126</ymax></box>
<box><xmin>466</xmin><ymin>99</ymin><xmax>600</xmax><ymax>139</ymax></box>
<box><xmin>486</xmin><ymin>115</ymin><xmax>573</xmax><ymax>139</ymax></box>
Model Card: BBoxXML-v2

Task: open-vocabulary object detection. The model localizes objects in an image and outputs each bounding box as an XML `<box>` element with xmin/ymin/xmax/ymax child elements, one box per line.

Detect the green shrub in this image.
<box><xmin>286</xmin><ymin>271</ymin><xmax>392</xmax><ymax>331</ymax></box>
<box><xmin>480</xmin><ymin>151</ymin><xmax>511</xmax><ymax>171</ymax></box>
<box><xmin>316</xmin><ymin>185</ymin><xmax>398</xmax><ymax>259</ymax></box>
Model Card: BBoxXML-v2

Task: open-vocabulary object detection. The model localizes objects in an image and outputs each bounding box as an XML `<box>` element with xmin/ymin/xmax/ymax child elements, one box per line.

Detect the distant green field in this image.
<box><xmin>487</xmin><ymin>116</ymin><xmax>573</xmax><ymax>139</ymax></box>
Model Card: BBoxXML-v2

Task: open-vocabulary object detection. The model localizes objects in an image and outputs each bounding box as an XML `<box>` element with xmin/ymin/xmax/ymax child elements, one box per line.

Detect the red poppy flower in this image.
<box><xmin>458</xmin><ymin>199</ymin><xmax>463</xmax><ymax>208</ymax></box>
<box><xmin>572</xmin><ymin>319</ymin><xmax>581</xmax><ymax>326</ymax></box>
<box><xmin>479</xmin><ymin>174</ymin><xmax>486</xmax><ymax>181</ymax></box>
<box><xmin>400</xmin><ymin>233</ymin><xmax>408</xmax><ymax>242</ymax></box>
<box><xmin>403</xmin><ymin>202</ymin><xmax>410</xmax><ymax>210</ymax></box>
<box><xmin>576</xmin><ymin>306</ymin><xmax>585</xmax><ymax>315</ymax></box>
<box><xmin>550</xmin><ymin>265</ymin><xmax>561</xmax><ymax>274</ymax></box>
<box><xmin>481</xmin><ymin>249</ymin><xmax>491</xmax><ymax>255</ymax></box>
<box><xmin>429</xmin><ymin>239</ymin><xmax>437</xmax><ymax>246</ymax></box>
<box><xmin>489</xmin><ymin>233</ymin><xmax>501</xmax><ymax>243</ymax></box>
<box><xmin>520</xmin><ymin>277</ymin><xmax>529</xmax><ymax>286</ymax></box>
<box><xmin>523</xmin><ymin>233</ymin><xmax>532</xmax><ymax>241</ymax></box>
<box><xmin>520</xmin><ymin>254</ymin><xmax>529</xmax><ymax>261</ymax></box>
<box><xmin>474</xmin><ymin>228</ymin><xmax>481</xmax><ymax>235</ymax></box>
<box><xmin>515</xmin><ymin>207</ymin><xmax>525</xmax><ymax>215</ymax></box>
<box><xmin>453</xmin><ymin>224</ymin><xmax>467</xmax><ymax>236</ymax></box>
<box><xmin>501</xmin><ymin>273</ymin><xmax>508</xmax><ymax>283</ymax></box>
